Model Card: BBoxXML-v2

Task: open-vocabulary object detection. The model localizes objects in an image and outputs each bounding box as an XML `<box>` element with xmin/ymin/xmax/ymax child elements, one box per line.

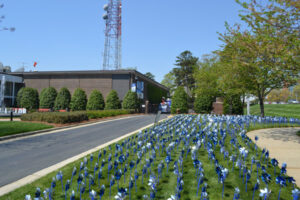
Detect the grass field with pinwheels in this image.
<box><xmin>1</xmin><ymin>115</ymin><xmax>300</xmax><ymax>200</ymax></box>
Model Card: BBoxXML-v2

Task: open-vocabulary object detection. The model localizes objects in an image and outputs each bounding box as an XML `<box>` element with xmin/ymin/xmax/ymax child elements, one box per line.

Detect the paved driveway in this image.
<box><xmin>0</xmin><ymin>114</ymin><xmax>167</xmax><ymax>187</ymax></box>
<box><xmin>247</xmin><ymin>127</ymin><xmax>300</xmax><ymax>185</ymax></box>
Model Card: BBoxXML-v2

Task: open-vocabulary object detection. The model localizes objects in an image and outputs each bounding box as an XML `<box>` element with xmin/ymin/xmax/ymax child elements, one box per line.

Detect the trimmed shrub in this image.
<box><xmin>70</xmin><ymin>88</ymin><xmax>87</xmax><ymax>111</ymax></box>
<box><xmin>87</xmin><ymin>90</ymin><xmax>105</xmax><ymax>110</ymax></box>
<box><xmin>194</xmin><ymin>94</ymin><xmax>215</xmax><ymax>114</ymax></box>
<box><xmin>105</xmin><ymin>90</ymin><xmax>121</xmax><ymax>109</ymax></box>
<box><xmin>171</xmin><ymin>87</ymin><xmax>189</xmax><ymax>114</ymax></box>
<box><xmin>16</xmin><ymin>87</ymin><xmax>25</xmax><ymax>107</ymax></box>
<box><xmin>21</xmin><ymin>111</ymin><xmax>88</xmax><ymax>124</ymax></box>
<box><xmin>54</xmin><ymin>87</ymin><xmax>71</xmax><ymax>110</ymax></box>
<box><xmin>19</xmin><ymin>87</ymin><xmax>39</xmax><ymax>110</ymax></box>
<box><xmin>122</xmin><ymin>90</ymin><xmax>139</xmax><ymax>109</ymax></box>
<box><xmin>223</xmin><ymin>94</ymin><xmax>244</xmax><ymax>115</ymax></box>
<box><xmin>87</xmin><ymin>109</ymin><xmax>134</xmax><ymax>119</ymax></box>
<box><xmin>39</xmin><ymin>87</ymin><xmax>57</xmax><ymax>109</ymax></box>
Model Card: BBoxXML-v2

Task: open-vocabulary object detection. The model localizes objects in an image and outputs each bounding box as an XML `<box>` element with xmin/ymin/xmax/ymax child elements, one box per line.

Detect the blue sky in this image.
<box><xmin>0</xmin><ymin>0</ymin><xmax>243</xmax><ymax>82</ymax></box>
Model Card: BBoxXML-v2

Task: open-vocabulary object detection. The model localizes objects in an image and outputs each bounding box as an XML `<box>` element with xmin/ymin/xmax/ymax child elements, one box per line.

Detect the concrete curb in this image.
<box><xmin>0</xmin><ymin>115</ymin><xmax>143</xmax><ymax>142</ymax></box>
<box><xmin>0</xmin><ymin>117</ymin><xmax>170</xmax><ymax>196</ymax></box>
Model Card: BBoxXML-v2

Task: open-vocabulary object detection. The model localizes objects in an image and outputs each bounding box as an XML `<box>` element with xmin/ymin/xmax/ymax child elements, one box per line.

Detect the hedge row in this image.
<box><xmin>21</xmin><ymin>109</ymin><xmax>134</xmax><ymax>124</ymax></box>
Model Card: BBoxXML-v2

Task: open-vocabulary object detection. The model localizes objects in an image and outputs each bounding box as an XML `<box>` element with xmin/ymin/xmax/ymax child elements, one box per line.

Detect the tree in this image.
<box><xmin>218</xmin><ymin>0</ymin><xmax>300</xmax><ymax>117</ymax></box>
<box><xmin>293</xmin><ymin>84</ymin><xmax>300</xmax><ymax>101</ymax></box>
<box><xmin>171</xmin><ymin>87</ymin><xmax>189</xmax><ymax>114</ymax></box>
<box><xmin>39</xmin><ymin>87</ymin><xmax>57</xmax><ymax>109</ymax></box>
<box><xmin>173</xmin><ymin>51</ymin><xmax>199</xmax><ymax>98</ymax></box>
<box><xmin>161</xmin><ymin>72</ymin><xmax>176</xmax><ymax>95</ymax></box>
<box><xmin>105</xmin><ymin>90</ymin><xmax>121</xmax><ymax>109</ymax></box>
<box><xmin>279</xmin><ymin>88</ymin><xmax>291</xmax><ymax>103</ymax></box>
<box><xmin>70</xmin><ymin>88</ymin><xmax>87</xmax><ymax>111</ymax></box>
<box><xmin>194</xmin><ymin>94</ymin><xmax>214</xmax><ymax>114</ymax></box>
<box><xmin>54</xmin><ymin>87</ymin><xmax>71</xmax><ymax>110</ymax></box>
<box><xmin>18</xmin><ymin>87</ymin><xmax>39</xmax><ymax>110</ymax></box>
<box><xmin>122</xmin><ymin>90</ymin><xmax>139</xmax><ymax>109</ymax></box>
<box><xmin>223</xmin><ymin>94</ymin><xmax>243</xmax><ymax>115</ymax></box>
<box><xmin>87</xmin><ymin>90</ymin><xmax>105</xmax><ymax>110</ymax></box>
<box><xmin>144</xmin><ymin>72</ymin><xmax>155</xmax><ymax>80</ymax></box>
<box><xmin>16</xmin><ymin>87</ymin><xmax>24</xmax><ymax>107</ymax></box>
<box><xmin>267</xmin><ymin>89</ymin><xmax>281</xmax><ymax>103</ymax></box>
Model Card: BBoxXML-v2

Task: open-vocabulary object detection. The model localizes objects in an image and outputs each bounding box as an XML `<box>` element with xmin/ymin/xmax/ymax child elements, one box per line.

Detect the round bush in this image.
<box><xmin>171</xmin><ymin>87</ymin><xmax>188</xmax><ymax>114</ymax></box>
<box><xmin>70</xmin><ymin>88</ymin><xmax>87</xmax><ymax>111</ymax></box>
<box><xmin>39</xmin><ymin>87</ymin><xmax>57</xmax><ymax>109</ymax></box>
<box><xmin>105</xmin><ymin>90</ymin><xmax>121</xmax><ymax>109</ymax></box>
<box><xmin>87</xmin><ymin>90</ymin><xmax>105</xmax><ymax>110</ymax></box>
<box><xmin>194</xmin><ymin>94</ymin><xmax>214</xmax><ymax>114</ymax></box>
<box><xmin>54</xmin><ymin>87</ymin><xmax>71</xmax><ymax>110</ymax></box>
<box><xmin>19</xmin><ymin>87</ymin><xmax>39</xmax><ymax>110</ymax></box>
<box><xmin>122</xmin><ymin>90</ymin><xmax>139</xmax><ymax>109</ymax></box>
<box><xmin>16</xmin><ymin>87</ymin><xmax>25</xmax><ymax>107</ymax></box>
<box><xmin>223</xmin><ymin>94</ymin><xmax>243</xmax><ymax>115</ymax></box>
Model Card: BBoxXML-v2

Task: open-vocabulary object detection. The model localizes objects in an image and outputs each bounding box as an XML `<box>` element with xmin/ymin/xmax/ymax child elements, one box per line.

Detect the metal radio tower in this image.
<box><xmin>102</xmin><ymin>0</ymin><xmax>122</xmax><ymax>70</ymax></box>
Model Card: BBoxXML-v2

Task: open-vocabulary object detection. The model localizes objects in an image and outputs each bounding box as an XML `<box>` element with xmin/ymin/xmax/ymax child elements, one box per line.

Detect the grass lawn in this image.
<box><xmin>245</xmin><ymin>104</ymin><xmax>300</xmax><ymax>119</ymax></box>
<box><xmin>0</xmin><ymin>121</ymin><xmax>53</xmax><ymax>137</ymax></box>
<box><xmin>1</xmin><ymin>115</ymin><xmax>298</xmax><ymax>200</ymax></box>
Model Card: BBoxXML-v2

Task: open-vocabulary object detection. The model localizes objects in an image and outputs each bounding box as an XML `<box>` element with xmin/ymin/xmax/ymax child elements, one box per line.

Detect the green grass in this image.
<box><xmin>245</xmin><ymin>104</ymin><xmax>300</xmax><ymax>119</ymax></box>
<box><xmin>0</xmin><ymin>116</ymin><xmax>298</xmax><ymax>200</ymax></box>
<box><xmin>0</xmin><ymin>121</ymin><xmax>53</xmax><ymax>137</ymax></box>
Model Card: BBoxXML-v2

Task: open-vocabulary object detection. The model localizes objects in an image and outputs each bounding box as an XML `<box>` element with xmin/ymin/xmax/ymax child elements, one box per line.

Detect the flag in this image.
<box><xmin>33</xmin><ymin>62</ymin><xmax>37</xmax><ymax>67</ymax></box>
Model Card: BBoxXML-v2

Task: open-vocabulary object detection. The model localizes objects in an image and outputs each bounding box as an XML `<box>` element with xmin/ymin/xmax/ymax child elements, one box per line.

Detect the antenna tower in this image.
<box><xmin>102</xmin><ymin>0</ymin><xmax>122</xmax><ymax>70</ymax></box>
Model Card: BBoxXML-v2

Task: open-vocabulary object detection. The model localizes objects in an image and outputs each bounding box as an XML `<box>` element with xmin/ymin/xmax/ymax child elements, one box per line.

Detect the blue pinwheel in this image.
<box><xmin>271</xmin><ymin>158</ymin><xmax>278</xmax><ymax>176</ymax></box>
<box><xmin>259</xmin><ymin>187</ymin><xmax>271</xmax><ymax>200</ymax></box>
<box><xmin>245</xmin><ymin>170</ymin><xmax>251</xmax><ymax>192</ymax></box>
<box><xmin>34</xmin><ymin>187</ymin><xmax>41</xmax><ymax>200</ymax></box>
<box><xmin>56</xmin><ymin>171</ymin><xmax>64</xmax><ymax>193</ymax></box>
<box><xmin>89</xmin><ymin>189</ymin><xmax>97</xmax><ymax>200</ymax></box>
<box><xmin>80</xmin><ymin>182</ymin><xmax>86</xmax><ymax>200</ymax></box>
<box><xmin>252</xmin><ymin>179</ymin><xmax>260</xmax><ymax>200</ymax></box>
<box><xmin>165</xmin><ymin>155</ymin><xmax>171</xmax><ymax>173</ymax></box>
<box><xmin>77</xmin><ymin>173</ymin><xmax>83</xmax><ymax>193</ymax></box>
<box><xmin>90</xmin><ymin>153</ymin><xmax>94</xmax><ymax>169</ymax></box>
<box><xmin>292</xmin><ymin>189</ymin><xmax>300</xmax><ymax>200</ymax></box>
<box><xmin>114</xmin><ymin>169</ymin><xmax>122</xmax><ymax>189</ymax></box>
<box><xmin>99</xmin><ymin>185</ymin><xmax>105</xmax><ymax>200</ymax></box>
<box><xmin>128</xmin><ymin>177</ymin><xmax>134</xmax><ymax>200</ymax></box>
<box><xmin>65</xmin><ymin>180</ymin><xmax>70</xmax><ymax>200</ymax></box>
<box><xmin>276</xmin><ymin>176</ymin><xmax>286</xmax><ymax>200</ymax></box>
<box><xmin>70</xmin><ymin>190</ymin><xmax>75</xmax><ymax>200</ymax></box>
<box><xmin>70</xmin><ymin>167</ymin><xmax>77</xmax><ymax>186</ymax></box>
<box><xmin>233</xmin><ymin>187</ymin><xmax>240</xmax><ymax>200</ymax></box>
<box><xmin>281</xmin><ymin>162</ymin><xmax>287</xmax><ymax>175</ymax></box>
<box><xmin>109</xmin><ymin>175</ymin><xmax>115</xmax><ymax>199</ymax></box>
<box><xmin>115</xmin><ymin>187</ymin><xmax>127</xmax><ymax>200</ymax></box>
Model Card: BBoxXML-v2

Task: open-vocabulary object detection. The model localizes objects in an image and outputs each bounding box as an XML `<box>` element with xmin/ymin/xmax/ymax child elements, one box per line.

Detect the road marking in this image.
<box><xmin>0</xmin><ymin>115</ymin><xmax>143</xmax><ymax>144</ymax></box>
<box><xmin>0</xmin><ymin>117</ymin><xmax>169</xmax><ymax>196</ymax></box>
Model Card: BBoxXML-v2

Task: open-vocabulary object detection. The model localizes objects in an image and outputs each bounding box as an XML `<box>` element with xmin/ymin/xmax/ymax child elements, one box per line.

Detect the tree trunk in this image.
<box><xmin>258</xmin><ymin>96</ymin><xmax>265</xmax><ymax>117</ymax></box>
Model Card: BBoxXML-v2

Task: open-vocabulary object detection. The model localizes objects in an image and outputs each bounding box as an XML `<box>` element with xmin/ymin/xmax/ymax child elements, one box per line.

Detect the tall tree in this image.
<box><xmin>144</xmin><ymin>72</ymin><xmax>155</xmax><ymax>80</ymax></box>
<box><xmin>161</xmin><ymin>71</ymin><xmax>176</xmax><ymax>95</ymax></box>
<box><xmin>173</xmin><ymin>51</ymin><xmax>199</xmax><ymax>98</ymax></box>
<box><xmin>218</xmin><ymin>0</ymin><xmax>300</xmax><ymax>117</ymax></box>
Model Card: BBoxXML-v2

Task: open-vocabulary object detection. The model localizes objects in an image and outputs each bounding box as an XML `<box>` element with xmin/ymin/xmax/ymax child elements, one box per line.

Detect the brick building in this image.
<box><xmin>9</xmin><ymin>70</ymin><xmax>169</xmax><ymax>104</ymax></box>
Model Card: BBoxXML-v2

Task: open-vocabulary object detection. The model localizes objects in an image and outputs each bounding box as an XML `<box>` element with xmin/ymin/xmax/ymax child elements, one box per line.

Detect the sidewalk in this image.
<box><xmin>247</xmin><ymin>127</ymin><xmax>300</xmax><ymax>185</ymax></box>
<box><xmin>0</xmin><ymin>118</ymin><xmax>21</xmax><ymax>121</ymax></box>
